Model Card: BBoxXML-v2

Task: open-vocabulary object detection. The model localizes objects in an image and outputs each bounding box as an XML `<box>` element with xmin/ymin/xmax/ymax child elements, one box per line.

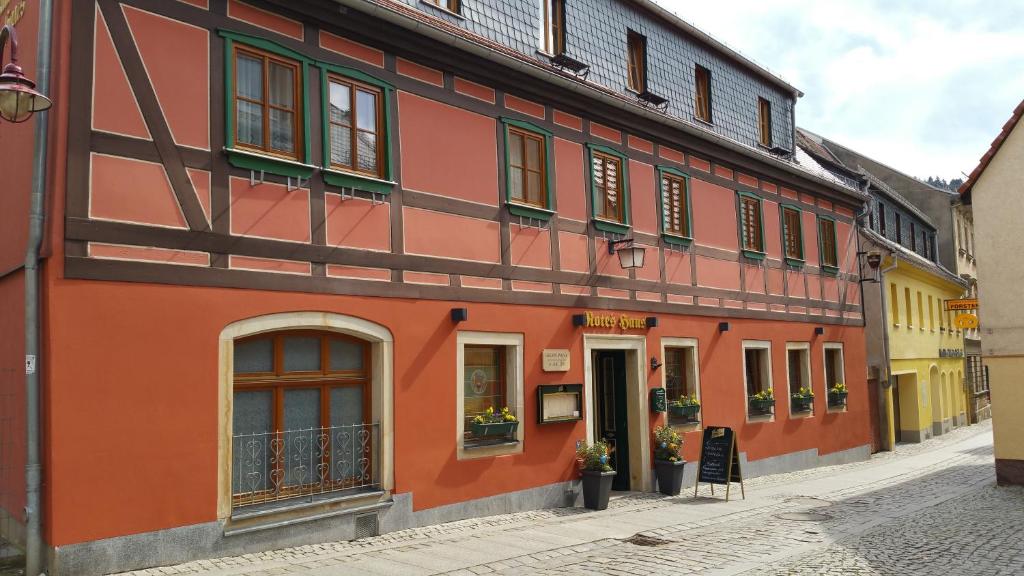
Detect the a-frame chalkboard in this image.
<box><xmin>694</xmin><ymin>426</ymin><xmax>745</xmax><ymax>501</ymax></box>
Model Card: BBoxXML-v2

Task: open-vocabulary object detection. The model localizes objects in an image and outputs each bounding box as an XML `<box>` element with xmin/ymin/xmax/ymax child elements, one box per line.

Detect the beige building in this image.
<box><xmin>959</xmin><ymin>99</ymin><xmax>1024</xmax><ymax>486</ymax></box>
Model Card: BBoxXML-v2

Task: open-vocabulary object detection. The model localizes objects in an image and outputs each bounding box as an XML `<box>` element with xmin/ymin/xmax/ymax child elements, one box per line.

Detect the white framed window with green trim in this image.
<box><xmin>320</xmin><ymin>63</ymin><xmax>395</xmax><ymax>194</ymax></box>
<box><xmin>587</xmin><ymin>143</ymin><xmax>631</xmax><ymax>234</ymax></box>
<box><xmin>780</xmin><ymin>203</ymin><xmax>804</xmax><ymax>266</ymax></box>
<box><xmin>501</xmin><ymin>118</ymin><xmax>555</xmax><ymax>221</ymax></box>
<box><xmin>219</xmin><ymin>30</ymin><xmax>314</xmax><ymax>179</ymax></box>
<box><xmin>818</xmin><ymin>215</ymin><xmax>839</xmax><ymax>275</ymax></box>
<box><xmin>738</xmin><ymin>191</ymin><xmax>765</xmax><ymax>259</ymax></box>
<box><xmin>656</xmin><ymin>166</ymin><xmax>692</xmax><ymax>246</ymax></box>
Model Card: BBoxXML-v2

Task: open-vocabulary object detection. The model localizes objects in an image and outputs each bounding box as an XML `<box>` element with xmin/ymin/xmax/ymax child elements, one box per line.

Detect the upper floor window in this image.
<box><xmin>626</xmin><ymin>31</ymin><xmax>647</xmax><ymax>92</ymax></box>
<box><xmin>661</xmin><ymin>171</ymin><xmax>690</xmax><ymax>237</ymax></box>
<box><xmin>694</xmin><ymin>65</ymin><xmax>712</xmax><ymax>123</ymax></box>
<box><xmin>234</xmin><ymin>46</ymin><xmax>302</xmax><ymax>161</ymax></box>
<box><xmin>895</xmin><ymin>213</ymin><xmax>902</xmax><ymax>244</ymax></box>
<box><xmin>739</xmin><ymin>193</ymin><xmax>764</xmax><ymax>254</ymax></box>
<box><xmin>818</xmin><ymin>216</ymin><xmax>838</xmax><ymax>270</ymax></box>
<box><xmin>593</xmin><ymin>151</ymin><xmax>625</xmax><ymax>223</ymax></box>
<box><xmin>910</xmin><ymin>222</ymin><xmax>917</xmax><ymax>252</ymax></box>
<box><xmin>878</xmin><ymin>203</ymin><xmax>887</xmax><ymax>235</ymax></box>
<box><xmin>328</xmin><ymin>76</ymin><xmax>383</xmax><ymax>178</ymax></box>
<box><xmin>781</xmin><ymin>205</ymin><xmax>803</xmax><ymax>262</ymax></box>
<box><xmin>507</xmin><ymin>126</ymin><xmax>548</xmax><ymax>208</ymax></box>
<box><xmin>427</xmin><ymin>0</ymin><xmax>460</xmax><ymax>14</ymax></box>
<box><xmin>542</xmin><ymin>0</ymin><xmax>566</xmax><ymax>55</ymax></box>
<box><xmin>758</xmin><ymin>97</ymin><xmax>772</xmax><ymax>147</ymax></box>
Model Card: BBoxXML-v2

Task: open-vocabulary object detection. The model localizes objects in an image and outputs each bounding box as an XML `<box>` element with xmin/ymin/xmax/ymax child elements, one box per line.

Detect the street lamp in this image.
<box><xmin>607</xmin><ymin>238</ymin><xmax>645</xmax><ymax>269</ymax></box>
<box><xmin>0</xmin><ymin>25</ymin><xmax>52</xmax><ymax>123</ymax></box>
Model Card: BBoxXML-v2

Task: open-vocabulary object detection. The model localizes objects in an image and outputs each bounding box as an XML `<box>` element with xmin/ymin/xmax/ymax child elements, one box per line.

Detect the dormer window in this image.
<box><xmin>626</xmin><ymin>31</ymin><xmax>647</xmax><ymax>92</ymax></box>
<box><xmin>427</xmin><ymin>0</ymin><xmax>460</xmax><ymax>14</ymax></box>
<box><xmin>694</xmin><ymin>65</ymin><xmax>712</xmax><ymax>123</ymax></box>
<box><xmin>542</xmin><ymin>0</ymin><xmax>566</xmax><ymax>55</ymax></box>
<box><xmin>758</xmin><ymin>97</ymin><xmax>772</xmax><ymax>147</ymax></box>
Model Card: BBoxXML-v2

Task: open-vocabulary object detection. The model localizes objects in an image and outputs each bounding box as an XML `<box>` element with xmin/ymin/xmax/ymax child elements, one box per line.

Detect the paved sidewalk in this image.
<box><xmin>120</xmin><ymin>422</ymin><xmax>1022</xmax><ymax>576</ymax></box>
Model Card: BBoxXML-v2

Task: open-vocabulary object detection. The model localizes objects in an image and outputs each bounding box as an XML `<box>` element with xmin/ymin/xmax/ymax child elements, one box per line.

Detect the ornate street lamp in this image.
<box><xmin>0</xmin><ymin>25</ymin><xmax>52</xmax><ymax>123</ymax></box>
<box><xmin>608</xmin><ymin>238</ymin><xmax>646</xmax><ymax>269</ymax></box>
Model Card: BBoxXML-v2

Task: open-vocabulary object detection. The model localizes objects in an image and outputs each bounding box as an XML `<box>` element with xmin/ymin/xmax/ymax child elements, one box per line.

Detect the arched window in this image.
<box><xmin>231</xmin><ymin>330</ymin><xmax>374</xmax><ymax>507</ymax></box>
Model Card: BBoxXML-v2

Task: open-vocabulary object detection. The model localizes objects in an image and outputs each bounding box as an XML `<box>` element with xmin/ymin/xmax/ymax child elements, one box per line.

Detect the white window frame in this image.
<box><xmin>661</xmin><ymin>337</ymin><xmax>702</xmax><ymax>430</ymax></box>
<box><xmin>823</xmin><ymin>342</ymin><xmax>847</xmax><ymax>413</ymax></box>
<box><xmin>742</xmin><ymin>340</ymin><xmax>773</xmax><ymax>423</ymax></box>
<box><xmin>456</xmin><ymin>331</ymin><xmax>525</xmax><ymax>459</ymax></box>
<box><xmin>785</xmin><ymin>342</ymin><xmax>813</xmax><ymax>419</ymax></box>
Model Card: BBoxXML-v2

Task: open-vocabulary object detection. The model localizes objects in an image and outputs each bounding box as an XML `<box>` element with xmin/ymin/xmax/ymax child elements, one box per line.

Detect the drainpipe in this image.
<box><xmin>25</xmin><ymin>0</ymin><xmax>53</xmax><ymax>574</ymax></box>
<box><xmin>877</xmin><ymin>252</ymin><xmax>899</xmax><ymax>450</ymax></box>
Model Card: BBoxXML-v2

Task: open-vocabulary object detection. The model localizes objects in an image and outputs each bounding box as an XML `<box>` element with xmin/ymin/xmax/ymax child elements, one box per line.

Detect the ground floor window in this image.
<box><xmin>663</xmin><ymin>340</ymin><xmax>701</xmax><ymax>427</ymax></box>
<box><xmin>457</xmin><ymin>332</ymin><xmax>524</xmax><ymax>457</ymax></box>
<box><xmin>743</xmin><ymin>341</ymin><xmax>774</xmax><ymax>419</ymax></box>
<box><xmin>824</xmin><ymin>343</ymin><xmax>847</xmax><ymax>412</ymax></box>
<box><xmin>231</xmin><ymin>331</ymin><xmax>377</xmax><ymax>507</ymax></box>
<box><xmin>786</xmin><ymin>343</ymin><xmax>813</xmax><ymax>416</ymax></box>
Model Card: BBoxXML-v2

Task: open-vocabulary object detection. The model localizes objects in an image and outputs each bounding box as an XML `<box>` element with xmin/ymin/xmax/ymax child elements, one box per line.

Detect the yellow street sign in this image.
<box><xmin>955</xmin><ymin>314</ymin><xmax>979</xmax><ymax>329</ymax></box>
<box><xmin>945</xmin><ymin>298</ymin><xmax>979</xmax><ymax>311</ymax></box>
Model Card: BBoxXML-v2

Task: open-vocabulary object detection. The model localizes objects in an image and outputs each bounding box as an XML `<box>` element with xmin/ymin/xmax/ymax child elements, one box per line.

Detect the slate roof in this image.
<box><xmin>860</xmin><ymin>227</ymin><xmax>966</xmax><ymax>289</ymax></box>
<box><xmin>959</xmin><ymin>99</ymin><xmax>1024</xmax><ymax>197</ymax></box>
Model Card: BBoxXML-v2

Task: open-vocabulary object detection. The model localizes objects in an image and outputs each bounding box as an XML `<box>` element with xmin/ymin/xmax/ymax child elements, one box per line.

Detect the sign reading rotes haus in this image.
<box><xmin>574</xmin><ymin>311</ymin><xmax>653</xmax><ymax>330</ymax></box>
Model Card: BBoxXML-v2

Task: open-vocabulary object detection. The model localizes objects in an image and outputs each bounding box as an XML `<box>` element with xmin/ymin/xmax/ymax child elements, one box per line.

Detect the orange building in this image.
<box><xmin>0</xmin><ymin>0</ymin><xmax>870</xmax><ymax>573</ymax></box>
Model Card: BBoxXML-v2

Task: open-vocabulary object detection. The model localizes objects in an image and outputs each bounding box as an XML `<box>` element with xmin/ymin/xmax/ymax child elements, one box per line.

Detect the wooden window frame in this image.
<box><xmin>694</xmin><ymin>65</ymin><xmax>712</xmax><ymax>123</ymax></box>
<box><xmin>910</xmin><ymin>222</ymin><xmax>917</xmax><ymax>252</ymax></box>
<box><xmin>878</xmin><ymin>202</ymin><xmax>887</xmax><ymax>236</ymax></box>
<box><xmin>895</xmin><ymin>213</ymin><xmax>903</xmax><ymax>244</ymax></box>
<box><xmin>542</xmin><ymin>0</ymin><xmax>566</xmax><ymax>55</ymax></box>
<box><xmin>786</xmin><ymin>343</ymin><xmax>812</xmax><ymax>417</ymax></box>
<box><xmin>426</xmin><ymin>0</ymin><xmax>461</xmax><ymax>14</ymax></box>
<box><xmin>758</xmin><ymin>97</ymin><xmax>772</xmax><ymax>147</ymax></box>
<box><xmin>593</xmin><ymin>151</ymin><xmax>626</xmax><ymax>224</ymax></box>
<box><xmin>781</xmin><ymin>205</ymin><xmax>804</xmax><ymax>263</ymax></box>
<box><xmin>742</xmin><ymin>341</ymin><xmax>773</xmax><ymax>421</ymax></box>
<box><xmin>506</xmin><ymin>126</ymin><xmax>549</xmax><ymax>209</ymax></box>
<box><xmin>327</xmin><ymin>75</ymin><xmax>385</xmax><ymax>179</ymax></box>
<box><xmin>232</xmin><ymin>44</ymin><xmax>304</xmax><ymax>162</ymax></box>
<box><xmin>818</xmin><ymin>216</ymin><xmax>838</xmax><ymax>270</ymax></box>
<box><xmin>739</xmin><ymin>192</ymin><xmax>765</xmax><ymax>256</ymax></box>
<box><xmin>662</xmin><ymin>338</ymin><xmax>701</xmax><ymax>429</ymax></box>
<box><xmin>626</xmin><ymin>30</ymin><xmax>647</xmax><ymax>92</ymax></box>
<box><xmin>823</xmin><ymin>343</ymin><xmax>846</xmax><ymax>412</ymax></box>
<box><xmin>457</xmin><ymin>332</ymin><xmax>524</xmax><ymax>459</ymax></box>
<box><xmin>660</xmin><ymin>169</ymin><xmax>691</xmax><ymax>239</ymax></box>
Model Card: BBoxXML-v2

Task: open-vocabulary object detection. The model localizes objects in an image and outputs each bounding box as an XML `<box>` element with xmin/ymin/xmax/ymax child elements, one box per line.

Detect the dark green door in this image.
<box><xmin>594</xmin><ymin>350</ymin><xmax>630</xmax><ymax>491</ymax></box>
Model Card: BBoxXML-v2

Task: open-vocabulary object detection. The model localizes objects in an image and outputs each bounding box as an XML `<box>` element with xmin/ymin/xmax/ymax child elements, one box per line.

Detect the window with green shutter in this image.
<box><xmin>781</xmin><ymin>205</ymin><xmax>803</xmax><ymax>263</ymax></box>
<box><xmin>739</xmin><ymin>193</ymin><xmax>764</xmax><ymax>255</ymax></box>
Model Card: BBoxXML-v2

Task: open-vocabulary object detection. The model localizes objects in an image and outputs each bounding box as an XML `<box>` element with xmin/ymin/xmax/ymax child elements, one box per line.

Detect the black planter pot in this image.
<box><xmin>654</xmin><ymin>459</ymin><xmax>686</xmax><ymax>496</ymax></box>
<box><xmin>828</xmin><ymin>391</ymin><xmax>849</xmax><ymax>408</ymax></box>
<box><xmin>581</xmin><ymin>469</ymin><xmax>616</xmax><ymax>510</ymax></box>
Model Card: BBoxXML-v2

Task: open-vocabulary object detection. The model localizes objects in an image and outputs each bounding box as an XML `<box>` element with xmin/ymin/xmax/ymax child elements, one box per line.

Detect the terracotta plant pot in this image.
<box><xmin>654</xmin><ymin>459</ymin><xmax>685</xmax><ymax>496</ymax></box>
<box><xmin>581</xmin><ymin>469</ymin><xmax>616</xmax><ymax>510</ymax></box>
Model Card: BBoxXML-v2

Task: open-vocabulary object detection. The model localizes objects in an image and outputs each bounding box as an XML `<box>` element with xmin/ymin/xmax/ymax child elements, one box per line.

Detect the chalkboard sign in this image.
<box><xmin>694</xmin><ymin>426</ymin><xmax>745</xmax><ymax>501</ymax></box>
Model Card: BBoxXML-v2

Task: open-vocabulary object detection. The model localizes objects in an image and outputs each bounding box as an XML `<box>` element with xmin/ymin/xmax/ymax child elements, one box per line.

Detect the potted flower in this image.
<box><xmin>748</xmin><ymin>389</ymin><xmax>775</xmax><ymax>415</ymax></box>
<box><xmin>470</xmin><ymin>406</ymin><xmax>518</xmax><ymax>439</ymax></box>
<box><xmin>653</xmin><ymin>424</ymin><xmax>685</xmax><ymax>496</ymax></box>
<box><xmin>576</xmin><ymin>440</ymin><xmax>615</xmax><ymax>510</ymax></box>
<box><xmin>790</xmin><ymin>387</ymin><xmax>814</xmax><ymax>413</ymax></box>
<box><xmin>668</xmin><ymin>394</ymin><xmax>701</xmax><ymax>422</ymax></box>
<box><xmin>828</xmin><ymin>383</ymin><xmax>848</xmax><ymax>408</ymax></box>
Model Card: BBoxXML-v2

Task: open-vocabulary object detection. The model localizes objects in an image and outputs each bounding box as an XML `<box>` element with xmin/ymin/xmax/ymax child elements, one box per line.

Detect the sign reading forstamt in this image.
<box><xmin>579</xmin><ymin>311</ymin><xmax>649</xmax><ymax>330</ymax></box>
<box><xmin>541</xmin><ymin>349</ymin><xmax>570</xmax><ymax>372</ymax></box>
<box><xmin>945</xmin><ymin>298</ymin><xmax>979</xmax><ymax>311</ymax></box>
<box><xmin>695</xmin><ymin>426</ymin><xmax>745</xmax><ymax>501</ymax></box>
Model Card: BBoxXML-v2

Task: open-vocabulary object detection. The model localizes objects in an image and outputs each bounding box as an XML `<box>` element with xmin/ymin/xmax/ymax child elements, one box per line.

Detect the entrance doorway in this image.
<box><xmin>593</xmin><ymin>350</ymin><xmax>630</xmax><ymax>491</ymax></box>
<box><xmin>891</xmin><ymin>376</ymin><xmax>902</xmax><ymax>443</ymax></box>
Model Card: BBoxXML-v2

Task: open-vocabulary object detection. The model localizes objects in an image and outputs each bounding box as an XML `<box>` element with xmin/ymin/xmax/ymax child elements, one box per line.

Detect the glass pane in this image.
<box><xmin>329</xmin><ymin>82</ymin><xmax>351</xmax><ymax>125</ymax></box>
<box><xmin>232</xmin><ymin>390</ymin><xmax>273</xmax><ymax>494</ymax></box>
<box><xmin>788</xmin><ymin>350</ymin><xmax>803</xmax><ymax>392</ymax></box>
<box><xmin>236</xmin><ymin>54</ymin><xmax>263</xmax><ymax>101</ymax></box>
<box><xmin>665</xmin><ymin>349</ymin><xmax>683</xmax><ymax>399</ymax></box>
<box><xmin>527</xmin><ymin>171</ymin><xmax>542</xmax><ymax>204</ymax></box>
<box><xmin>526</xmin><ymin>136</ymin><xmax>541</xmax><ymax>170</ymax></box>
<box><xmin>329</xmin><ymin>386</ymin><xmax>368</xmax><ymax>482</ymax></box>
<box><xmin>282</xmin><ymin>389</ymin><xmax>321</xmax><ymax>487</ymax></box>
<box><xmin>283</xmin><ymin>336</ymin><xmax>321</xmax><ymax>372</ymax></box>
<box><xmin>509</xmin><ymin>133</ymin><xmax>523</xmax><ymax>167</ymax></box>
<box><xmin>269</xmin><ymin>109</ymin><xmax>294</xmax><ymax>153</ymax></box>
<box><xmin>329</xmin><ymin>338</ymin><xmax>364</xmax><ymax>371</ymax></box>
<box><xmin>236</xmin><ymin>101</ymin><xmax>263</xmax><ymax>147</ymax></box>
<box><xmin>268</xmin><ymin>62</ymin><xmax>294</xmax><ymax>108</ymax></box>
<box><xmin>509</xmin><ymin>166</ymin><xmax>524</xmax><ymax>200</ymax></box>
<box><xmin>464</xmin><ymin>346</ymin><xmax>504</xmax><ymax>419</ymax></box>
<box><xmin>330</xmin><ymin>386</ymin><xmax>364</xmax><ymax>427</ymax></box>
<box><xmin>356</xmin><ymin>89</ymin><xmax>377</xmax><ymax>131</ymax></box>
<box><xmin>330</xmin><ymin>124</ymin><xmax>352</xmax><ymax>167</ymax></box>
<box><xmin>356</xmin><ymin>132</ymin><xmax>377</xmax><ymax>173</ymax></box>
<box><xmin>234</xmin><ymin>338</ymin><xmax>273</xmax><ymax>373</ymax></box>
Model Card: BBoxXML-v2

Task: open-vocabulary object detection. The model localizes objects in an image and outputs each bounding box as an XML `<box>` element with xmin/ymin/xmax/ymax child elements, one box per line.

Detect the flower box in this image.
<box><xmin>791</xmin><ymin>396</ymin><xmax>814</xmax><ymax>413</ymax></box>
<box><xmin>828</xmin><ymin>391</ymin><xmax>848</xmax><ymax>408</ymax></box>
<box><xmin>748</xmin><ymin>398</ymin><xmax>775</xmax><ymax>415</ymax></box>
<box><xmin>668</xmin><ymin>403</ymin><xmax>701</xmax><ymax>421</ymax></box>
<box><xmin>470</xmin><ymin>421</ymin><xmax>518</xmax><ymax>438</ymax></box>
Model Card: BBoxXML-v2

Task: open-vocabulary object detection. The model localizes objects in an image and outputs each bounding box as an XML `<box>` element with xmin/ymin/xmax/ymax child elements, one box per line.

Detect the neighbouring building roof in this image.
<box><xmin>959</xmin><ymin>99</ymin><xmax>1024</xmax><ymax>197</ymax></box>
<box><xmin>861</xmin><ymin>228</ymin><xmax>966</xmax><ymax>289</ymax></box>
<box><xmin>860</xmin><ymin>171</ymin><xmax>938</xmax><ymax>230</ymax></box>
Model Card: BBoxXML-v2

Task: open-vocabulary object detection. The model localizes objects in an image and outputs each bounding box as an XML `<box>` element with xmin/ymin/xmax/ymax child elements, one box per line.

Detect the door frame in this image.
<box><xmin>583</xmin><ymin>334</ymin><xmax>649</xmax><ymax>492</ymax></box>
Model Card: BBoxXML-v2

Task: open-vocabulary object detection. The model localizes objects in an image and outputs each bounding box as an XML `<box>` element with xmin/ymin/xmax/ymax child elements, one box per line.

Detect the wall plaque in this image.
<box><xmin>542</xmin><ymin>349</ymin><xmax>571</xmax><ymax>372</ymax></box>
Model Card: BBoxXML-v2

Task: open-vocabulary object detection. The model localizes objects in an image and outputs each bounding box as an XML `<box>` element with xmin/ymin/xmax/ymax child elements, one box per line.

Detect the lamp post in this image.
<box><xmin>0</xmin><ymin>25</ymin><xmax>52</xmax><ymax>122</ymax></box>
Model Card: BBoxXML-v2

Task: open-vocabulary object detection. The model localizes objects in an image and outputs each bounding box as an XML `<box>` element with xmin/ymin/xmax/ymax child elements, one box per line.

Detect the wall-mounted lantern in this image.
<box><xmin>608</xmin><ymin>238</ymin><xmax>645</xmax><ymax>269</ymax></box>
<box><xmin>650</xmin><ymin>356</ymin><xmax>662</xmax><ymax>371</ymax></box>
<box><xmin>0</xmin><ymin>25</ymin><xmax>52</xmax><ymax>123</ymax></box>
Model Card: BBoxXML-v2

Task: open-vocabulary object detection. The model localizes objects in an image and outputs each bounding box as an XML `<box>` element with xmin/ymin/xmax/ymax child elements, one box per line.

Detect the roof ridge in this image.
<box><xmin>959</xmin><ymin>98</ymin><xmax>1024</xmax><ymax>195</ymax></box>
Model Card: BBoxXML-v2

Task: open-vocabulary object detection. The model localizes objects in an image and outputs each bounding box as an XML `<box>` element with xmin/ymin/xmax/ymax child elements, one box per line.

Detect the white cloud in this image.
<box><xmin>654</xmin><ymin>0</ymin><xmax>1024</xmax><ymax>180</ymax></box>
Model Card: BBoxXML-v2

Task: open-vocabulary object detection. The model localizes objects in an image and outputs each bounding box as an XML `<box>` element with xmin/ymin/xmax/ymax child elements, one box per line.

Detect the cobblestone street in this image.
<box><xmin>121</xmin><ymin>422</ymin><xmax>1022</xmax><ymax>576</ymax></box>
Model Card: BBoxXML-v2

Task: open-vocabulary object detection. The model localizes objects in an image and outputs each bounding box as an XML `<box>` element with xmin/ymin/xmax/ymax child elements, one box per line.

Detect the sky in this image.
<box><xmin>656</xmin><ymin>0</ymin><xmax>1024</xmax><ymax>182</ymax></box>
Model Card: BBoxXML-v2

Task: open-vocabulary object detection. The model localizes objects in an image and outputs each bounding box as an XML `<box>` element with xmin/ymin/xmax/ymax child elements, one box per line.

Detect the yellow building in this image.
<box><xmin>959</xmin><ymin>99</ymin><xmax>1024</xmax><ymax>486</ymax></box>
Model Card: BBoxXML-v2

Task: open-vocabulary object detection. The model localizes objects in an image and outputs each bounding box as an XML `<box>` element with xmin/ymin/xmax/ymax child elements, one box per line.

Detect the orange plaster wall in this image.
<box><xmin>227</xmin><ymin>0</ymin><xmax>303</xmax><ymax>40</ymax></box>
<box><xmin>744</xmin><ymin>264</ymin><xmax>765</xmax><ymax>294</ymax></box>
<box><xmin>691</xmin><ymin>178</ymin><xmax>738</xmax><ymax>251</ymax></box>
<box><xmin>504</xmin><ymin>94</ymin><xmax>544</xmax><ymax>119</ymax></box>
<box><xmin>0</xmin><ymin>274</ymin><xmax>26</xmax><ymax>520</ymax></box>
<box><xmin>325</xmin><ymin>195</ymin><xmax>391</xmax><ymax>251</ymax></box>
<box><xmin>509</xmin><ymin>224</ymin><xmax>551</xmax><ymax>269</ymax></box>
<box><xmin>124</xmin><ymin>6</ymin><xmax>210</xmax><ymax>150</ymax></box>
<box><xmin>90</xmin><ymin>154</ymin><xmax>186</xmax><ymax>229</ymax></box>
<box><xmin>89</xmin><ymin>244</ymin><xmax>210</xmax><ymax>267</ymax></box>
<box><xmin>767</xmin><ymin>268</ymin><xmax>785</xmax><ymax>295</ymax></box>
<box><xmin>558</xmin><ymin>231</ymin><xmax>589</xmax><ymax>273</ymax></box>
<box><xmin>787</xmin><ymin>271</ymin><xmax>807</xmax><ymax>298</ymax></box>
<box><xmin>554</xmin><ymin>138</ymin><xmax>586</xmax><ymax>221</ymax></box>
<box><xmin>453</xmin><ymin>77</ymin><xmax>495</xmax><ymax>104</ymax></box>
<box><xmin>553</xmin><ymin>110</ymin><xmax>582</xmax><ymax>131</ymax></box>
<box><xmin>635</xmin><ymin>246</ymin><xmax>661</xmax><ymax>282</ymax></box>
<box><xmin>695</xmin><ymin>256</ymin><xmax>741</xmax><ymax>291</ymax></box>
<box><xmin>665</xmin><ymin>251</ymin><xmax>691</xmax><ymax>285</ymax></box>
<box><xmin>802</xmin><ymin>210</ymin><xmax>820</xmax><ymax>264</ymax></box>
<box><xmin>229</xmin><ymin>178</ymin><xmax>311</xmax><ymax>243</ymax></box>
<box><xmin>629</xmin><ymin>160</ymin><xmax>658</xmax><ymax>235</ymax></box>
<box><xmin>398</xmin><ymin>92</ymin><xmax>498</xmax><ymax>206</ymax></box>
<box><xmin>763</xmin><ymin>200</ymin><xmax>782</xmax><ymax>260</ymax></box>
<box><xmin>594</xmin><ymin>238</ymin><xmax>627</xmax><ymax>278</ymax></box>
<box><xmin>823</xmin><ymin>277</ymin><xmax>840</xmax><ymax>302</ymax></box>
<box><xmin>404</xmin><ymin>207</ymin><xmax>500</xmax><ymax>263</ymax></box>
<box><xmin>836</xmin><ymin>221</ymin><xmax>857</xmax><ymax>274</ymax></box>
<box><xmin>229</xmin><ymin>256</ymin><xmax>311</xmax><ymax>275</ymax></box>
<box><xmin>187</xmin><ymin>169</ymin><xmax>212</xmax><ymax>224</ymax></box>
<box><xmin>92</xmin><ymin>7</ymin><xmax>149</xmax><ymax>139</ymax></box>
<box><xmin>319</xmin><ymin>30</ymin><xmax>384</xmax><ymax>67</ymax></box>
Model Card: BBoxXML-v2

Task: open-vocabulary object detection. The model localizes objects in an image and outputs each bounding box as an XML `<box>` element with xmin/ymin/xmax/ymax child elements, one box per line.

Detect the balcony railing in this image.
<box><xmin>232</xmin><ymin>422</ymin><xmax>380</xmax><ymax>508</ymax></box>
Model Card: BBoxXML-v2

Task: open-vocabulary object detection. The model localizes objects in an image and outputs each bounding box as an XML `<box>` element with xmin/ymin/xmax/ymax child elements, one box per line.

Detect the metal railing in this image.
<box><xmin>232</xmin><ymin>422</ymin><xmax>380</xmax><ymax>508</ymax></box>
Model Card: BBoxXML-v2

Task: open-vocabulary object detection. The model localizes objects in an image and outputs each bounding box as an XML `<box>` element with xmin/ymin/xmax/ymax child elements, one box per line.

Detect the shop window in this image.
<box><xmin>663</xmin><ymin>341</ymin><xmax>700</xmax><ymax>427</ymax></box>
<box><xmin>786</xmin><ymin>344</ymin><xmax>812</xmax><ymax>417</ymax></box>
<box><xmin>818</xmin><ymin>216</ymin><xmax>838</xmax><ymax>272</ymax></box>
<box><xmin>742</xmin><ymin>341</ymin><xmax>773</xmax><ymax>420</ymax></box>
<box><xmin>233</xmin><ymin>45</ymin><xmax>303</xmax><ymax>161</ymax></box>
<box><xmin>503</xmin><ymin>118</ymin><xmax>554</xmax><ymax>219</ymax></box>
<box><xmin>457</xmin><ymin>332</ymin><xmax>524</xmax><ymax>458</ymax></box>
<box><xmin>231</xmin><ymin>331</ymin><xmax>373</xmax><ymax>508</ymax></box>
<box><xmin>327</xmin><ymin>76</ymin><xmax>383</xmax><ymax>178</ymax></box>
<box><xmin>588</xmin><ymin>145</ymin><xmax>631</xmax><ymax>233</ymax></box>
<box><xmin>659</xmin><ymin>168</ymin><xmax>691</xmax><ymax>240</ymax></box>
<box><xmin>541</xmin><ymin>0</ymin><xmax>566</xmax><ymax>55</ymax></box>
<box><xmin>758</xmin><ymin>97</ymin><xmax>772</xmax><ymax>147</ymax></box>
<box><xmin>824</xmin><ymin>343</ymin><xmax>845</xmax><ymax>411</ymax></box>
<box><xmin>626</xmin><ymin>31</ymin><xmax>647</xmax><ymax>92</ymax></box>
<box><xmin>739</xmin><ymin>193</ymin><xmax>765</xmax><ymax>257</ymax></box>
<box><xmin>781</xmin><ymin>205</ymin><xmax>803</xmax><ymax>263</ymax></box>
<box><xmin>694</xmin><ymin>64</ymin><xmax>712</xmax><ymax>123</ymax></box>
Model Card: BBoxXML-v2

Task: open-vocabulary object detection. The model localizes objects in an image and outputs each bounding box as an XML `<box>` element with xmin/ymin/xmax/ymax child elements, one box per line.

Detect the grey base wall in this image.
<box><xmin>46</xmin><ymin>444</ymin><xmax>870</xmax><ymax>575</ymax></box>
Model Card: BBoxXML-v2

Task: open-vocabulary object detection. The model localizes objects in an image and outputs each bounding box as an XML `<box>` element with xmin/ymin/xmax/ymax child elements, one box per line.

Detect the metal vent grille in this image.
<box><xmin>354</xmin><ymin>513</ymin><xmax>379</xmax><ymax>539</ymax></box>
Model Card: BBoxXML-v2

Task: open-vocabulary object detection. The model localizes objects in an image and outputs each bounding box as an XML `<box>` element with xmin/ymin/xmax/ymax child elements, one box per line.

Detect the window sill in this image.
<box><xmin>592</xmin><ymin>219</ymin><xmax>631</xmax><ymax>235</ymax></box>
<box><xmin>507</xmin><ymin>202</ymin><xmax>555</xmax><ymax>222</ymax></box>
<box><xmin>459</xmin><ymin>438</ymin><xmax>522</xmax><ymax>460</ymax></box>
<box><xmin>662</xmin><ymin>233</ymin><xmax>693</xmax><ymax>247</ymax></box>
<box><xmin>821</xmin><ymin>265</ymin><xmax>840</xmax><ymax>277</ymax></box>
<box><xmin>225</xmin><ymin>488</ymin><xmax>389</xmax><ymax>537</ymax></box>
<box><xmin>746</xmin><ymin>413</ymin><xmax>774</xmax><ymax>424</ymax></box>
<box><xmin>789</xmin><ymin>409</ymin><xmax>814</xmax><ymax>419</ymax></box>
<box><xmin>225</xmin><ymin>148</ymin><xmax>317</xmax><ymax>179</ymax></box>
<box><xmin>742</xmin><ymin>249</ymin><xmax>767</xmax><ymax>261</ymax></box>
<box><xmin>418</xmin><ymin>1</ymin><xmax>465</xmax><ymax>19</ymax></box>
<box><xmin>322</xmin><ymin>168</ymin><xmax>396</xmax><ymax>195</ymax></box>
<box><xmin>669</xmin><ymin>420</ymin><xmax>701</xmax><ymax>433</ymax></box>
<box><xmin>692</xmin><ymin>115</ymin><xmax>714</xmax><ymax>128</ymax></box>
<box><xmin>785</xmin><ymin>257</ymin><xmax>805</xmax><ymax>268</ymax></box>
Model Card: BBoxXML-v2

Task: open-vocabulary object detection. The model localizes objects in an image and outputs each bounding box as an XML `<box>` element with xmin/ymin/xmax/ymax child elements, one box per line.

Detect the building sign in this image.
<box><xmin>939</xmin><ymin>348</ymin><xmax>964</xmax><ymax>358</ymax></box>
<box><xmin>572</xmin><ymin>311</ymin><xmax>654</xmax><ymax>330</ymax></box>
<box><xmin>955</xmin><ymin>314</ymin><xmax>979</xmax><ymax>329</ymax></box>
<box><xmin>536</xmin><ymin>384</ymin><xmax>583</xmax><ymax>423</ymax></box>
<box><xmin>945</xmin><ymin>298</ymin><xmax>979</xmax><ymax>311</ymax></box>
<box><xmin>541</xmin><ymin>349</ymin><xmax>570</xmax><ymax>372</ymax></box>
